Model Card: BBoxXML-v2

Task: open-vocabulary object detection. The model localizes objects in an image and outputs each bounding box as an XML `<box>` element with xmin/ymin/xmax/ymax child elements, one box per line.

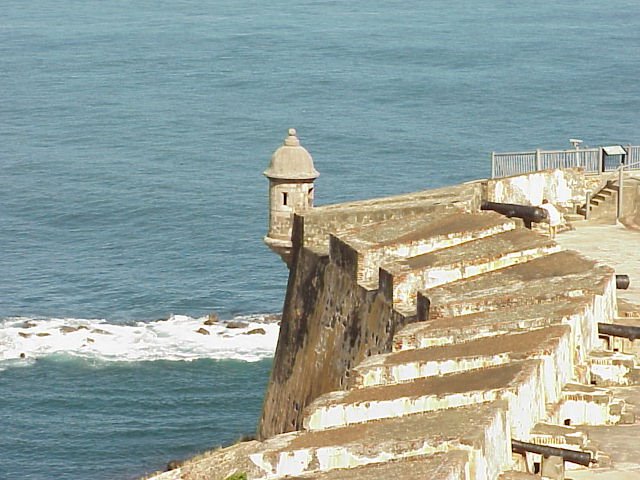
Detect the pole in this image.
<box><xmin>618</xmin><ymin>162</ymin><xmax>624</xmax><ymax>221</ymax></box>
<box><xmin>585</xmin><ymin>191</ymin><xmax>591</xmax><ymax>220</ymax></box>
<box><xmin>491</xmin><ymin>152</ymin><xmax>496</xmax><ymax>179</ymax></box>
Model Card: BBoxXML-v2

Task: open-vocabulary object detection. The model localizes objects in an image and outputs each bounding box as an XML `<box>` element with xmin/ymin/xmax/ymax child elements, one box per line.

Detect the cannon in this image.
<box><xmin>481</xmin><ymin>201</ymin><xmax>547</xmax><ymax>228</ymax></box>
<box><xmin>511</xmin><ymin>439</ymin><xmax>593</xmax><ymax>467</ymax></box>
<box><xmin>616</xmin><ymin>274</ymin><xmax>630</xmax><ymax>290</ymax></box>
<box><xmin>598</xmin><ymin>322</ymin><xmax>640</xmax><ymax>341</ymax></box>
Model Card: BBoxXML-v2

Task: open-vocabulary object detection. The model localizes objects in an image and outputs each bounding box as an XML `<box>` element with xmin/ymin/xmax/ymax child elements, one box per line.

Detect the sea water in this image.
<box><xmin>2</xmin><ymin>0</ymin><xmax>639</xmax><ymax>478</ymax></box>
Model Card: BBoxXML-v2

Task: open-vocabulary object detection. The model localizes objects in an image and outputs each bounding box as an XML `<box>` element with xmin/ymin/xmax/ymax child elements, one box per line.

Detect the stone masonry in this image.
<box><xmin>147</xmin><ymin>152</ymin><xmax>640</xmax><ymax>479</ymax></box>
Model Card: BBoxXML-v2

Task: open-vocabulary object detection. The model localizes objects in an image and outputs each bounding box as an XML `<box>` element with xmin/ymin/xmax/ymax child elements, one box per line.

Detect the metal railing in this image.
<box><xmin>491</xmin><ymin>145</ymin><xmax>640</xmax><ymax>178</ymax></box>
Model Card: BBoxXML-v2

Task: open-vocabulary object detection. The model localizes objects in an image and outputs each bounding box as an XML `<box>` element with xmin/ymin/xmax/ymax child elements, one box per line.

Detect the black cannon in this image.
<box><xmin>616</xmin><ymin>274</ymin><xmax>630</xmax><ymax>290</ymax></box>
<box><xmin>511</xmin><ymin>439</ymin><xmax>593</xmax><ymax>467</ymax></box>
<box><xmin>481</xmin><ymin>201</ymin><xmax>547</xmax><ymax>228</ymax></box>
<box><xmin>598</xmin><ymin>322</ymin><xmax>640</xmax><ymax>341</ymax></box>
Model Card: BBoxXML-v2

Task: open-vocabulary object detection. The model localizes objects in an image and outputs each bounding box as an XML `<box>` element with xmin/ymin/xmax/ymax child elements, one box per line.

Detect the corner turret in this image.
<box><xmin>264</xmin><ymin>128</ymin><xmax>319</xmax><ymax>265</ymax></box>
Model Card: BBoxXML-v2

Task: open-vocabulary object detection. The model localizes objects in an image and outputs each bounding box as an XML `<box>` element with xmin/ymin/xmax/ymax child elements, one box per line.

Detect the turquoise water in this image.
<box><xmin>1</xmin><ymin>1</ymin><xmax>639</xmax><ymax>478</ymax></box>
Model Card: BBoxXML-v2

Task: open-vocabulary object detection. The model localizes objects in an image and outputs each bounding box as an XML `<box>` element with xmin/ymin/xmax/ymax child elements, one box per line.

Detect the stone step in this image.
<box><xmin>549</xmin><ymin>383</ymin><xmax>625</xmax><ymax>426</ymax></box>
<box><xmin>248</xmin><ymin>401</ymin><xmax>511</xmax><ymax>480</ymax></box>
<box><xmin>331</xmin><ymin>211</ymin><xmax>516</xmax><ymax>289</ymax></box>
<box><xmin>351</xmin><ymin>325</ymin><xmax>571</xmax><ymax>389</ymax></box>
<box><xmin>380</xmin><ymin>228</ymin><xmax>561</xmax><ymax>314</ymax></box>
<box><xmin>395</xmin><ymin>298</ymin><xmax>601</xmax><ymax>372</ymax></box>
<box><xmin>593</xmin><ymin>187</ymin><xmax>615</xmax><ymax>199</ymax></box>
<box><xmin>593</xmin><ymin>193</ymin><xmax>611</xmax><ymax>202</ymax></box>
<box><xmin>284</xmin><ymin>451</ymin><xmax>471</xmax><ymax>480</ymax></box>
<box><xmin>589</xmin><ymin>351</ymin><xmax>640</xmax><ymax>386</ymax></box>
<box><xmin>304</xmin><ymin>360</ymin><xmax>553</xmax><ymax>440</ymax></box>
<box><xmin>416</xmin><ymin>250</ymin><xmax>615</xmax><ymax>323</ymax></box>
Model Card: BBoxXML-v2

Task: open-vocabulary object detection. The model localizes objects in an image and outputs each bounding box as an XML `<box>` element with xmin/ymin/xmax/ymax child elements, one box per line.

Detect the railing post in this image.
<box><xmin>599</xmin><ymin>147</ymin><xmax>604</xmax><ymax>173</ymax></box>
<box><xmin>535</xmin><ymin>149</ymin><xmax>541</xmax><ymax>171</ymax></box>
<box><xmin>585</xmin><ymin>191</ymin><xmax>591</xmax><ymax>220</ymax></box>
<box><xmin>491</xmin><ymin>152</ymin><xmax>496</xmax><ymax>179</ymax></box>
<box><xmin>618</xmin><ymin>163</ymin><xmax>624</xmax><ymax>221</ymax></box>
<box><xmin>626</xmin><ymin>145</ymin><xmax>631</xmax><ymax>166</ymax></box>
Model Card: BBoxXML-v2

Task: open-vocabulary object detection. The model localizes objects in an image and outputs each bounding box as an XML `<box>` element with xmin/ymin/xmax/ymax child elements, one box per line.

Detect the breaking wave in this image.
<box><xmin>0</xmin><ymin>314</ymin><xmax>280</xmax><ymax>367</ymax></box>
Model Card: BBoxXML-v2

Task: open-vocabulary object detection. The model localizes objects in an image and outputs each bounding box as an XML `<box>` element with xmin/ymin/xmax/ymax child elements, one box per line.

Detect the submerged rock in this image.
<box><xmin>18</xmin><ymin>332</ymin><xmax>31</xmax><ymax>338</ymax></box>
<box><xmin>204</xmin><ymin>312</ymin><xmax>219</xmax><ymax>325</ymax></box>
<box><xmin>244</xmin><ymin>328</ymin><xmax>266</xmax><ymax>335</ymax></box>
<box><xmin>166</xmin><ymin>460</ymin><xmax>183</xmax><ymax>471</ymax></box>
<box><xmin>262</xmin><ymin>314</ymin><xmax>282</xmax><ymax>324</ymax></box>
<box><xmin>226</xmin><ymin>321</ymin><xmax>248</xmax><ymax>329</ymax></box>
<box><xmin>59</xmin><ymin>326</ymin><xmax>88</xmax><ymax>334</ymax></box>
<box><xmin>91</xmin><ymin>328</ymin><xmax>111</xmax><ymax>335</ymax></box>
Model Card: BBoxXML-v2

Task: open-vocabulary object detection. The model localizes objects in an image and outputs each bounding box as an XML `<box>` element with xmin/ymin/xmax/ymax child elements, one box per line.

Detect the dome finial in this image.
<box><xmin>284</xmin><ymin>128</ymin><xmax>300</xmax><ymax>146</ymax></box>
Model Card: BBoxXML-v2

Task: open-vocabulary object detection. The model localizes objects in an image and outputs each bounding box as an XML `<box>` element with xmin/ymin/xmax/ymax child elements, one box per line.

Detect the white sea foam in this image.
<box><xmin>0</xmin><ymin>314</ymin><xmax>280</xmax><ymax>364</ymax></box>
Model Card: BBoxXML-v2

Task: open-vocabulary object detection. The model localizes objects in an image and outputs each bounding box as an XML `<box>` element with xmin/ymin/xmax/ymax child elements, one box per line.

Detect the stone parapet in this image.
<box><xmin>284</xmin><ymin>451</ymin><xmax>471</xmax><ymax>480</ymax></box>
<box><xmin>303</xmin><ymin>360</ymin><xmax>551</xmax><ymax>440</ymax></box>
<box><xmin>351</xmin><ymin>325</ymin><xmax>571</xmax><ymax>389</ymax></box>
<box><xmin>295</xmin><ymin>183</ymin><xmax>482</xmax><ymax>252</ymax></box>
<box><xmin>418</xmin><ymin>250</ymin><xmax>615</xmax><ymax>321</ymax></box>
<box><xmin>252</xmin><ymin>401</ymin><xmax>510</xmax><ymax>480</ymax></box>
<box><xmin>486</xmin><ymin>168</ymin><xmax>588</xmax><ymax>208</ymax></box>
<box><xmin>380</xmin><ymin>228</ymin><xmax>560</xmax><ymax>313</ymax></box>
<box><xmin>331</xmin><ymin>211</ymin><xmax>516</xmax><ymax>288</ymax></box>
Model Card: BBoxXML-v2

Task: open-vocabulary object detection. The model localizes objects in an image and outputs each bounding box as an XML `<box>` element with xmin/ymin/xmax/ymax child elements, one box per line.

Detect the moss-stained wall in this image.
<box><xmin>258</xmin><ymin>244</ymin><xmax>411</xmax><ymax>439</ymax></box>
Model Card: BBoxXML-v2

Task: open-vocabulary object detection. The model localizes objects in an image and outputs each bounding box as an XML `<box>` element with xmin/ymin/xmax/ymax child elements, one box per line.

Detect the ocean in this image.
<box><xmin>1</xmin><ymin>1</ymin><xmax>639</xmax><ymax>478</ymax></box>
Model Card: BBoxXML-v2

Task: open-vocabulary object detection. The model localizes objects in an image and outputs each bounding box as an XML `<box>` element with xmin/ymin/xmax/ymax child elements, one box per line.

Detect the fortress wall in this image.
<box><xmin>295</xmin><ymin>183</ymin><xmax>483</xmax><ymax>250</ymax></box>
<box><xmin>298</xmin><ymin>202</ymin><xmax>463</xmax><ymax>251</ymax></box>
<box><xmin>356</xmin><ymin>216</ymin><xmax>516</xmax><ymax>288</ymax></box>
<box><xmin>258</xmin><ymin>244</ymin><xmax>412</xmax><ymax>439</ymax></box>
<box><xmin>328</xmin><ymin>234</ymin><xmax>359</xmax><ymax>281</ymax></box>
<box><xmin>486</xmin><ymin>168</ymin><xmax>588</xmax><ymax>207</ymax></box>
<box><xmin>259</xmin><ymin>186</ymin><xmax>483</xmax><ymax>439</ymax></box>
<box><xmin>258</xmin><ymin>171</ymin><xmax>618</xmax><ymax>446</ymax></box>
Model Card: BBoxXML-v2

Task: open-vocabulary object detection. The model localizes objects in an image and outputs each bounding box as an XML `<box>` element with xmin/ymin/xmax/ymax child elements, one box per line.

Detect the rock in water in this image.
<box><xmin>204</xmin><ymin>312</ymin><xmax>219</xmax><ymax>325</ymax></box>
<box><xmin>166</xmin><ymin>460</ymin><xmax>183</xmax><ymax>471</ymax></box>
<box><xmin>196</xmin><ymin>327</ymin><xmax>210</xmax><ymax>335</ymax></box>
<box><xmin>244</xmin><ymin>328</ymin><xmax>266</xmax><ymax>335</ymax></box>
<box><xmin>59</xmin><ymin>326</ymin><xmax>88</xmax><ymax>334</ymax></box>
<box><xmin>226</xmin><ymin>321</ymin><xmax>248</xmax><ymax>329</ymax></box>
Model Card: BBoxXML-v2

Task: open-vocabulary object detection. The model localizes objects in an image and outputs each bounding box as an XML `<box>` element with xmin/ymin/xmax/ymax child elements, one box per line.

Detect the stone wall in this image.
<box><xmin>258</xmin><ymin>245</ymin><xmax>409</xmax><ymax>439</ymax></box>
<box><xmin>621</xmin><ymin>177</ymin><xmax>640</xmax><ymax>228</ymax></box>
<box><xmin>259</xmin><ymin>183</ymin><xmax>483</xmax><ymax>439</ymax></box>
<box><xmin>485</xmin><ymin>168</ymin><xmax>588</xmax><ymax>207</ymax></box>
<box><xmin>148</xmin><ymin>167</ymin><xmax>634</xmax><ymax>480</ymax></box>
<box><xmin>296</xmin><ymin>183</ymin><xmax>482</xmax><ymax>251</ymax></box>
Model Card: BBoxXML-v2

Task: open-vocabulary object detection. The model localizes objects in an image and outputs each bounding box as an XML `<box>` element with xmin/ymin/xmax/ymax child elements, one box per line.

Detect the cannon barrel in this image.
<box><xmin>481</xmin><ymin>201</ymin><xmax>547</xmax><ymax>226</ymax></box>
<box><xmin>616</xmin><ymin>274</ymin><xmax>630</xmax><ymax>290</ymax></box>
<box><xmin>511</xmin><ymin>439</ymin><xmax>592</xmax><ymax>467</ymax></box>
<box><xmin>598</xmin><ymin>322</ymin><xmax>640</xmax><ymax>341</ymax></box>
